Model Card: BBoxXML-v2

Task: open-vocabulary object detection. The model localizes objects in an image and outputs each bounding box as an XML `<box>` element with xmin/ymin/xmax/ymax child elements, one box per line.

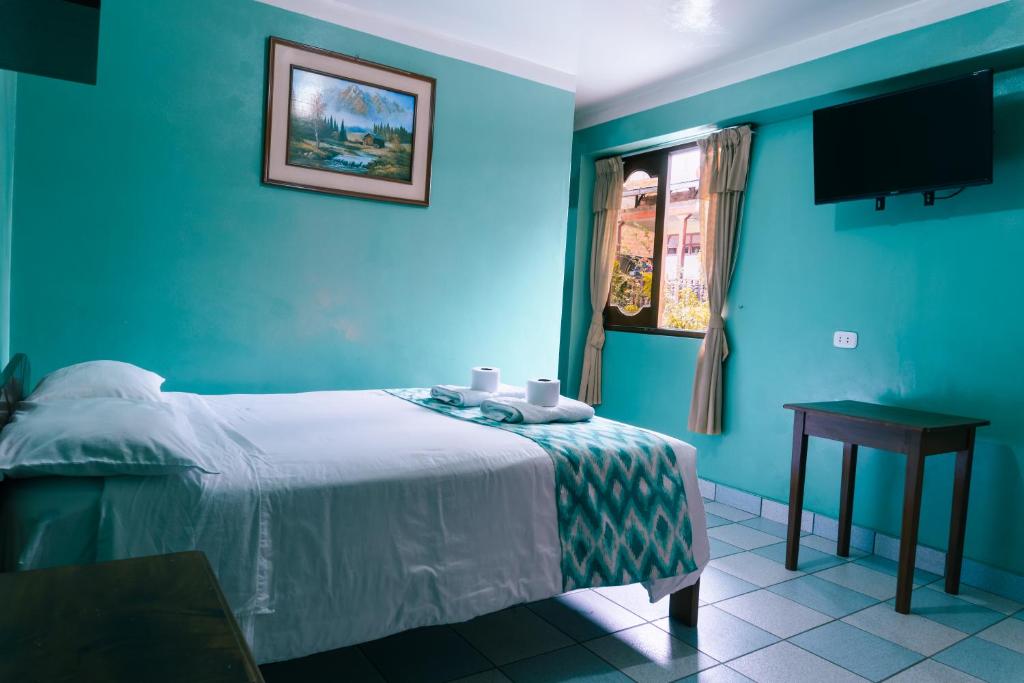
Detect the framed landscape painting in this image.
<box><xmin>263</xmin><ymin>37</ymin><xmax>436</xmax><ymax>205</ymax></box>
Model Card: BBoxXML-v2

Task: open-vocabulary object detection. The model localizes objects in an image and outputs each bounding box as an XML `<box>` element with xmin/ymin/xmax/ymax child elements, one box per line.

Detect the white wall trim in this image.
<box><xmin>255</xmin><ymin>0</ymin><xmax>576</xmax><ymax>92</ymax></box>
<box><xmin>574</xmin><ymin>0</ymin><xmax>1006</xmax><ymax>130</ymax></box>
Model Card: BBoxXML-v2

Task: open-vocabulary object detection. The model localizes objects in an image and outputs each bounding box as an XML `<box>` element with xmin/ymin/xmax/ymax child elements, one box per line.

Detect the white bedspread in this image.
<box><xmin>87</xmin><ymin>390</ymin><xmax>708</xmax><ymax>664</ymax></box>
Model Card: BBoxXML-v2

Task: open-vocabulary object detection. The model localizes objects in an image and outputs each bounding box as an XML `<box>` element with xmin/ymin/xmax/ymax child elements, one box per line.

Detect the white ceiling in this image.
<box><xmin>259</xmin><ymin>0</ymin><xmax>1005</xmax><ymax>129</ymax></box>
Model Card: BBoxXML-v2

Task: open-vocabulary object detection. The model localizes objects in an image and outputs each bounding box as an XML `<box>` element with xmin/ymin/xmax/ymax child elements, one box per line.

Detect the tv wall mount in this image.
<box><xmin>874</xmin><ymin>187</ymin><xmax>965</xmax><ymax>211</ymax></box>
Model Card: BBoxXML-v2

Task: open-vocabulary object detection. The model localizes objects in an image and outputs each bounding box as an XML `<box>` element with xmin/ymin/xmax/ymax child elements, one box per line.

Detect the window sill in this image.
<box><xmin>604</xmin><ymin>324</ymin><xmax>705</xmax><ymax>339</ymax></box>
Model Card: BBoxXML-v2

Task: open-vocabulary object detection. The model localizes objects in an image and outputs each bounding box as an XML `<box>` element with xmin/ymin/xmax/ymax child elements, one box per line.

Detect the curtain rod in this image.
<box><xmin>605</xmin><ymin>122</ymin><xmax>756</xmax><ymax>161</ymax></box>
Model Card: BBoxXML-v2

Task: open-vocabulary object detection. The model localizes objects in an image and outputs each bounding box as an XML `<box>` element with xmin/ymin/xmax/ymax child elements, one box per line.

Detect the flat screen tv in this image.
<box><xmin>813</xmin><ymin>69</ymin><xmax>993</xmax><ymax>205</ymax></box>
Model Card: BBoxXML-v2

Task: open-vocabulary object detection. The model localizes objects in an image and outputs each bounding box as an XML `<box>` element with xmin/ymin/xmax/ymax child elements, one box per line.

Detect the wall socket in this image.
<box><xmin>833</xmin><ymin>330</ymin><xmax>858</xmax><ymax>349</ymax></box>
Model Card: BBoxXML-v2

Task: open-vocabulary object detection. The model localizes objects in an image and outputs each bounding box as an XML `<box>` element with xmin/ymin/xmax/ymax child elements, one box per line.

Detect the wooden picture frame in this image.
<box><xmin>262</xmin><ymin>37</ymin><xmax>436</xmax><ymax>206</ymax></box>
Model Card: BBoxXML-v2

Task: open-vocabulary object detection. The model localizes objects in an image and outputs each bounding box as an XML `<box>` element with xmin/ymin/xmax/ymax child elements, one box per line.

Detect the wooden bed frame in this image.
<box><xmin>670</xmin><ymin>579</ymin><xmax>700</xmax><ymax>626</ymax></box>
<box><xmin>0</xmin><ymin>352</ymin><xmax>700</xmax><ymax>626</ymax></box>
<box><xmin>0</xmin><ymin>353</ymin><xmax>29</xmax><ymax>433</ymax></box>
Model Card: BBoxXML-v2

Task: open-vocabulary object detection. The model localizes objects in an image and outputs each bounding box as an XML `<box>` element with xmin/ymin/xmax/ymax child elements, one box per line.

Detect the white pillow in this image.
<box><xmin>29</xmin><ymin>360</ymin><xmax>165</xmax><ymax>402</ymax></box>
<box><xmin>0</xmin><ymin>398</ymin><xmax>220</xmax><ymax>479</ymax></box>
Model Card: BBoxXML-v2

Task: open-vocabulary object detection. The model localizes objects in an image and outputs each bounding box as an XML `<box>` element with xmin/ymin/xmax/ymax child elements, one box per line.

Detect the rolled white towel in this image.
<box><xmin>480</xmin><ymin>396</ymin><xmax>595</xmax><ymax>424</ymax></box>
<box><xmin>430</xmin><ymin>384</ymin><xmax>525</xmax><ymax>408</ymax></box>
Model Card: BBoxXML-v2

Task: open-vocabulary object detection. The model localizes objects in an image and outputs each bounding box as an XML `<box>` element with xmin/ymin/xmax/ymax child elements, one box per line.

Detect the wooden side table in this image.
<box><xmin>783</xmin><ymin>400</ymin><xmax>989</xmax><ymax>614</ymax></box>
<box><xmin>0</xmin><ymin>551</ymin><xmax>263</xmax><ymax>682</ymax></box>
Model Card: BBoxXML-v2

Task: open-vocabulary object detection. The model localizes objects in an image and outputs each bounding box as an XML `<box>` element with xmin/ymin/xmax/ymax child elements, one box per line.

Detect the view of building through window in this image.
<box><xmin>608</xmin><ymin>145</ymin><xmax>709</xmax><ymax>333</ymax></box>
<box><xmin>609</xmin><ymin>170</ymin><xmax>657</xmax><ymax>316</ymax></box>
<box><xmin>660</xmin><ymin>147</ymin><xmax>709</xmax><ymax>331</ymax></box>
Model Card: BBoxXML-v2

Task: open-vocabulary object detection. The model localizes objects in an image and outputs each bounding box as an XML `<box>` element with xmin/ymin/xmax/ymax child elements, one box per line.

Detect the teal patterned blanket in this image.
<box><xmin>386</xmin><ymin>388</ymin><xmax>698</xmax><ymax>590</ymax></box>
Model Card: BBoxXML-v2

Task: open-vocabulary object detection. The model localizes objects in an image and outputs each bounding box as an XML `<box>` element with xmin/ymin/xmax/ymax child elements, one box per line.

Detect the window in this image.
<box><xmin>605</xmin><ymin>144</ymin><xmax>709</xmax><ymax>336</ymax></box>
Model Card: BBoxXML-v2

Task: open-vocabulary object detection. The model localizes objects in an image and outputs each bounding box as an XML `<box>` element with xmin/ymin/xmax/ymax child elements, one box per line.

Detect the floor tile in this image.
<box><xmin>884</xmin><ymin>658</ymin><xmax>984</xmax><ymax>682</ymax></box>
<box><xmin>528</xmin><ymin>590</ymin><xmax>645</xmax><ymax>641</ymax></box>
<box><xmin>799</xmin><ymin>534</ymin><xmax>866</xmax><ymax>558</ymax></box>
<box><xmin>584</xmin><ymin>623</ymin><xmax>718</xmax><ymax>682</ymax></box>
<box><xmin>812</xmin><ymin>516</ymin><xmax>875</xmax><ymax>553</ymax></box>
<box><xmin>261</xmin><ymin>645</ymin><xmax>384</xmax><ymax>683</ymax></box>
<box><xmin>767</xmin><ymin>574</ymin><xmax>878</xmax><ymax>618</ymax></box>
<box><xmin>704</xmin><ymin>513</ymin><xmax>732</xmax><ymax>529</ymax></box>
<box><xmin>595</xmin><ymin>583</ymin><xmax>670</xmax><ymax>622</ymax></box>
<box><xmin>707</xmin><ymin>524</ymin><xmax>778</xmax><ymax>551</ymax></box>
<box><xmin>928</xmin><ymin>581</ymin><xmax>1024</xmax><ymax>616</ymax></box>
<box><xmin>704</xmin><ymin>502</ymin><xmax>756</xmax><ymax>522</ymax></box>
<box><xmin>891</xmin><ymin>586</ymin><xmax>1004</xmax><ymax>634</ymax></box>
<box><xmin>754</xmin><ymin>541</ymin><xmax>847</xmax><ymax>573</ymax></box>
<box><xmin>760</xmin><ymin>498</ymin><xmax>813</xmax><ymax>533</ymax></box>
<box><xmin>709</xmin><ymin>537</ymin><xmax>744</xmax><ymax>560</ymax></box>
<box><xmin>697</xmin><ymin>566</ymin><xmax>760</xmax><ymax>603</ymax></box>
<box><xmin>501</xmin><ymin>645</ymin><xmax>629</xmax><ymax>683</ymax></box>
<box><xmin>953</xmin><ymin>562</ymin><xmax>1024</xmax><ymax>605</ymax></box>
<box><xmin>854</xmin><ymin>555</ymin><xmax>941</xmax><ymax>586</ymax></box>
<box><xmin>841</xmin><ymin>603</ymin><xmax>966</xmax><ymax>656</ymax></box>
<box><xmin>727</xmin><ymin>641</ymin><xmax>867</xmax><ymax>683</ymax></box>
<box><xmin>714</xmin><ymin>486</ymin><xmax>762</xmax><ymax>515</ymax></box>
<box><xmin>710</xmin><ymin>551</ymin><xmax>803</xmax><ymax>588</ymax></box>
<box><xmin>716</xmin><ymin>589</ymin><xmax>831</xmax><ymax>638</ymax></box>
<box><xmin>360</xmin><ymin>625</ymin><xmax>492</xmax><ymax>683</ymax></box>
<box><xmin>655</xmin><ymin>605</ymin><xmax>778</xmax><ymax>662</ymax></box>
<box><xmin>815</xmin><ymin>562</ymin><xmax>898</xmax><ymax>601</ymax></box>
<box><xmin>978</xmin><ymin>615</ymin><xmax>1024</xmax><ymax>654</ymax></box>
<box><xmin>873</xmin><ymin>534</ymin><xmax>948</xmax><ymax>578</ymax></box>
<box><xmin>789</xmin><ymin>620</ymin><xmax>922</xmax><ymax>681</ymax></box>
<box><xmin>739</xmin><ymin>516</ymin><xmax>803</xmax><ymax>540</ymax></box>
<box><xmin>933</xmin><ymin>636</ymin><xmax>1024</xmax><ymax>683</ymax></box>
<box><xmin>452</xmin><ymin>671</ymin><xmax>514</xmax><ymax>683</ymax></box>
<box><xmin>454</xmin><ymin>606</ymin><xmax>574</xmax><ymax>666</ymax></box>
<box><xmin>677</xmin><ymin>666</ymin><xmax>754</xmax><ymax>682</ymax></box>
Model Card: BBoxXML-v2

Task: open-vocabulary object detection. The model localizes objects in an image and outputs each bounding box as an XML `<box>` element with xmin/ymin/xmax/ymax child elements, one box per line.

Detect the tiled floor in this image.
<box><xmin>260</xmin><ymin>501</ymin><xmax>1024</xmax><ymax>683</ymax></box>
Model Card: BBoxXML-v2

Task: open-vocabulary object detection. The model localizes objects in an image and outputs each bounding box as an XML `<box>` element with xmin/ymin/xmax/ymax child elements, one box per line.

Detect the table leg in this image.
<box><xmin>786</xmin><ymin>411</ymin><xmax>809</xmax><ymax>571</ymax></box>
<box><xmin>945</xmin><ymin>429</ymin><xmax>976</xmax><ymax>595</ymax></box>
<box><xmin>896</xmin><ymin>440</ymin><xmax>925</xmax><ymax>614</ymax></box>
<box><xmin>837</xmin><ymin>443</ymin><xmax>859</xmax><ymax>557</ymax></box>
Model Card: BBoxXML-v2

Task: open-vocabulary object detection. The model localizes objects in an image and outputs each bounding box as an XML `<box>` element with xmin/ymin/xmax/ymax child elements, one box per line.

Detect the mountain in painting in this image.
<box><xmin>334</xmin><ymin>84</ymin><xmax>408</xmax><ymax>123</ymax></box>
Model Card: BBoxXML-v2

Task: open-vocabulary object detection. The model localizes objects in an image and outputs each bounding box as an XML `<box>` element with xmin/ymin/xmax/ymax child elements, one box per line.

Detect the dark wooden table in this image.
<box><xmin>0</xmin><ymin>551</ymin><xmax>263</xmax><ymax>682</ymax></box>
<box><xmin>783</xmin><ymin>400</ymin><xmax>989</xmax><ymax>614</ymax></box>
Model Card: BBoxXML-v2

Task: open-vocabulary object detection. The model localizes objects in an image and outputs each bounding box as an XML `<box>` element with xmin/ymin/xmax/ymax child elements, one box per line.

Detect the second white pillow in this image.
<box><xmin>29</xmin><ymin>360</ymin><xmax>165</xmax><ymax>402</ymax></box>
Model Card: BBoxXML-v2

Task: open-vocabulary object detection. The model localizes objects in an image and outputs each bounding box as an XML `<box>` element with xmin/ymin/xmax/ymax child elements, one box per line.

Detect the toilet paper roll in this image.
<box><xmin>471</xmin><ymin>366</ymin><xmax>500</xmax><ymax>393</ymax></box>
<box><xmin>526</xmin><ymin>378</ymin><xmax>560</xmax><ymax>407</ymax></box>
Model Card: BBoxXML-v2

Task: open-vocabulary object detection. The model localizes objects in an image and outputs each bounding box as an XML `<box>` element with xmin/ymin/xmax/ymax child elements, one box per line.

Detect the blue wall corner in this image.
<box><xmin>564</xmin><ymin>4</ymin><xmax>1024</xmax><ymax>575</ymax></box>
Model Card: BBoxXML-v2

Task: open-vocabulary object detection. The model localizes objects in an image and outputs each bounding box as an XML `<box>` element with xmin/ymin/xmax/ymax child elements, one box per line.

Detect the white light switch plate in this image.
<box><xmin>833</xmin><ymin>331</ymin><xmax>858</xmax><ymax>349</ymax></box>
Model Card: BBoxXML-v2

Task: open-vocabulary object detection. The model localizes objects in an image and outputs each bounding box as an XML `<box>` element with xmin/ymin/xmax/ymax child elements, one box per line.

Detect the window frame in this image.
<box><xmin>603</xmin><ymin>142</ymin><xmax>705</xmax><ymax>340</ymax></box>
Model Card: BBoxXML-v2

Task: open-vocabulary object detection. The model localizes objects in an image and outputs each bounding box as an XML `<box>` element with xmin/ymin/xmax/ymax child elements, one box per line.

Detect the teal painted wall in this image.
<box><xmin>9</xmin><ymin>0</ymin><xmax>574</xmax><ymax>393</ymax></box>
<box><xmin>563</xmin><ymin>3</ymin><xmax>1024</xmax><ymax>574</ymax></box>
<box><xmin>0</xmin><ymin>70</ymin><xmax>13</xmax><ymax>363</ymax></box>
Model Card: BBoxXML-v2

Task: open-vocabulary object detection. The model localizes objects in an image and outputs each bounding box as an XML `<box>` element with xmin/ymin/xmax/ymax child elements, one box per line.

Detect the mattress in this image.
<box><xmin>0</xmin><ymin>476</ymin><xmax>104</xmax><ymax>571</ymax></box>
<box><xmin>2</xmin><ymin>389</ymin><xmax>709</xmax><ymax>664</ymax></box>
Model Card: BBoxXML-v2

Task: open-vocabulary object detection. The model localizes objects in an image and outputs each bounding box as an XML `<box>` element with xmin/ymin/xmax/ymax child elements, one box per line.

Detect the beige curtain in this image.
<box><xmin>578</xmin><ymin>156</ymin><xmax>624</xmax><ymax>406</ymax></box>
<box><xmin>688</xmin><ymin>126</ymin><xmax>753</xmax><ymax>434</ymax></box>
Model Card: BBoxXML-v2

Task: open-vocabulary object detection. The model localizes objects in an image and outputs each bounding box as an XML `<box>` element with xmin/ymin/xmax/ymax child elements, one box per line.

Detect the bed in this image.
<box><xmin>0</xmin><ymin>355</ymin><xmax>709</xmax><ymax>665</ymax></box>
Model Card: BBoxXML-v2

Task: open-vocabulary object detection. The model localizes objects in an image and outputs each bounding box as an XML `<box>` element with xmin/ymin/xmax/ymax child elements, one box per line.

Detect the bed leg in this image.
<box><xmin>669</xmin><ymin>579</ymin><xmax>700</xmax><ymax>627</ymax></box>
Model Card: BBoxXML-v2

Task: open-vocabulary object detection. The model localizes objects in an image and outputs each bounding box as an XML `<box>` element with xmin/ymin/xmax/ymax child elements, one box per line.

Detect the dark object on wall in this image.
<box><xmin>263</xmin><ymin>37</ymin><xmax>436</xmax><ymax>206</ymax></box>
<box><xmin>0</xmin><ymin>1</ymin><xmax>101</xmax><ymax>85</ymax></box>
<box><xmin>813</xmin><ymin>69</ymin><xmax>993</xmax><ymax>206</ymax></box>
